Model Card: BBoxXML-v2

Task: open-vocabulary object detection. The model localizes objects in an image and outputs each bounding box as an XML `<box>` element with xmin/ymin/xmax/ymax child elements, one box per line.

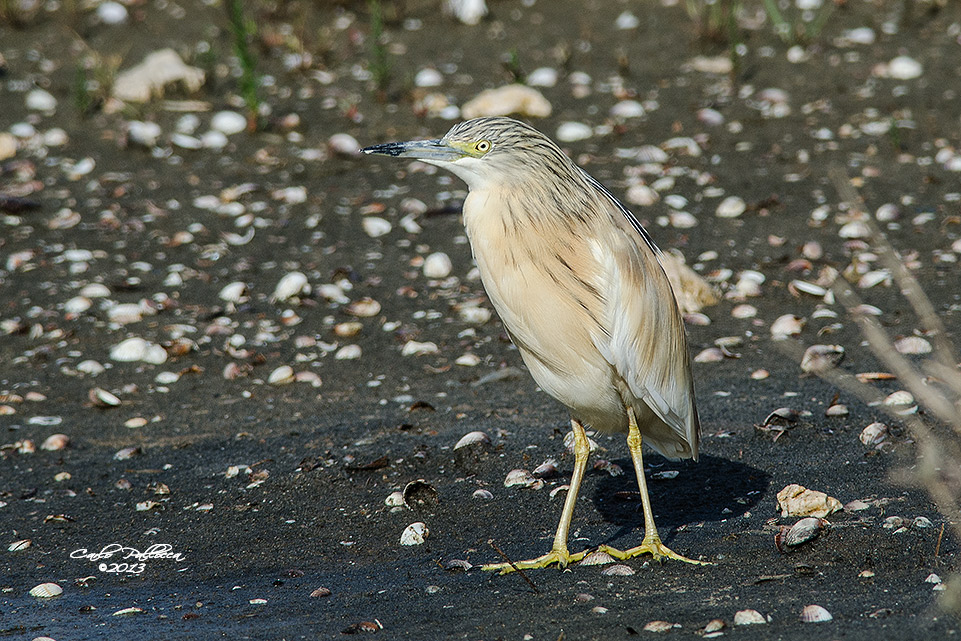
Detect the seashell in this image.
<box><xmin>311</xmin><ymin>587</ymin><xmax>332</xmax><ymax>598</ymax></box>
<box><xmin>454</xmin><ymin>431</ymin><xmax>491</xmax><ymax>450</ymax></box>
<box><xmin>626</xmin><ymin>184</ymin><xmax>659</xmax><ymax>206</ymax></box>
<box><xmin>731</xmin><ymin>304</ymin><xmax>757</xmax><ymax>319</ymax></box>
<box><xmin>532</xmin><ymin>459</ymin><xmax>559</xmax><ymax>478</ymax></box>
<box><xmin>790</xmin><ymin>280</ymin><xmax>827</xmax><ymax>297</ymax></box>
<box><xmin>77</xmin><ymin>360</ymin><xmax>106</xmax><ymax>376</ymax></box>
<box><xmin>399</xmin><ymin>522</ymin><xmax>429</xmax><ymax>546</ymax></box>
<box><xmin>335</xmin><ymin>345</ymin><xmax>362</xmax><ymax>360</ymax></box>
<box><xmin>825</xmin><ymin>404</ymin><xmax>848</xmax><ymax>417</ymax></box>
<box><xmin>328</xmin><ymin>133</ymin><xmax>360</xmax><ymax>156</ymax></box>
<box><xmin>271</xmin><ymin>272</ymin><xmax>309</xmax><ymax>302</ymax></box>
<box><xmin>601</xmin><ymin>563</ymin><xmax>635</xmax><ymax>576</ymax></box>
<box><xmin>751</xmin><ymin>369</ymin><xmax>769</xmax><ymax>380</ymax></box>
<box><xmin>859</xmin><ymin>569</ymin><xmax>875</xmax><ymax>578</ymax></box>
<box><xmin>267</xmin><ymin>365</ymin><xmax>295</xmax><ymax>385</ymax></box>
<box><xmin>401</xmin><ymin>341</ymin><xmax>439</xmax><ymax>356</ymax></box>
<box><xmin>579</xmin><ymin>550</ymin><xmax>615</xmax><ymax>566</ymax></box>
<box><xmin>858</xmin><ymin>270</ymin><xmax>891</xmax><ymax>289</ymax></box>
<box><xmin>610</xmin><ymin>99</ymin><xmax>644</xmax><ymax>119</ymax></box>
<box><xmin>385</xmin><ymin>491</ymin><xmax>405</xmax><ymax>507</ymax></box>
<box><xmin>135</xmin><ymin>501</ymin><xmax>159</xmax><ymax>511</ymax></box>
<box><xmin>64</xmin><ymin>296</ymin><xmax>93</xmax><ymax>315</ymax></box>
<box><xmin>694</xmin><ymin>347</ymin><xmax>725</xmax><ymax>363</ymax></box>
<box><xmin>362</xmin><ymin>216</ymin><xmax>392</xmax><ymax>238</ymax></box>
<box><xmin>703</xmin><ymin>619</ymin><xmax>725</xmax><ymax>634</ymax></box>
<box><xmin>455</xmin><ymin>353</ymin><xmax>481</xmax><ymax>366</ymax></box>
<box><xmin>30</xmin><ymin>583</ymin><xmax>63</xmax><ymax>598</ymax></box>
<box><xmin>716</xmin><ymin>196</ymin><xmax>746</xmax><ymax>218</ymax></box>
<box><xmin>860</xmin><ymin>422</ymin><xmax>888</xmax><ymax>446</ymax></box>
<box><xmin>334</xmin><ymin>322</ymin><xmax>363</xmax><ymax>338</ymax></box>
<box><xmin>443</xmin><ymin>0</ymin><xmax>488</xmax><ymax>25</ymax></box>
<box><xmin>643</xmin><ymin>621</ymin><xmax>678</xmax><ymax>633</ymax></box>
<box><xmin>770</xmin><ymin>314</ymin><xmax>805</xmax><ymax>339</ymax></box>
<box><xmin>883</xmin><ymin>516</ymin><xmax>905</xmax><ymax>529</ymax></box>
<box><xmin>914</xmin><ymin>516</ymin><xmax>934</xmax><ymax>529</ymax></box>
<box><xmin>41</xmin><ymin>434</ymin><xmax>70</xmax><ymax>451</ymax></box>
<box><xmin>894</xmin><ymin>336</ymin><xmax>932</xmax><ymax>355</ymax></box>
<box><xmin>403</xmin><ymin>479</ymin><xmax>439</xmax><ymax>510</ymax></box>
<box><xmin>9</xmin><ymin>539</ymin><xmax>31</xmax><ymax>552</ymax></box>
<box><xmin>112</xmin><ymin>607</ymin><xmax>145</xmax><ymax>616</ymax></box>
<box><xmin>886</xmin><ymin>55</ymin><xmax>922</xmax><ymax>80</ymax></box>
<box><xmin>526</xmin><ymin>67</ymin><xmax>558</xmax><ymax>87</ymax></box>
<box><xmin>113</xmin><ymin>446</ymin><xmax>140</xmax><ymax>461</ymax></box>
<box><xmin>884</xmin><ymin>390</ymin><xmax>914</xmax><ymax>406</ymax></box>
<box><xmin>219</xmin><ymin>281</ymin><xmax>247</xmax><ymax>303</ymax></box>
<box><xmin>799</xmin><ymin>604</ymin><xmax>833</xmax><ymax>623</ymax></box>
<box><xmin>18</xmin><ymin>440</ymin><xmax>36</xmax><ymax>454</ymax></box>
<box><xmin>211</xmin><ymin>111</ymin><xmax>247</xmax><ymax>135</ymax></box>
<box><xmin>734</xmin><ymin>609</ymin><xmax>766</xmax><ymax>625</ymax></box>
<box><xmin>445</xmin><ymin>558</ymin><xmax>474</xmax><ymax>571</ymax></box>
<box><xmin>556</xmin><ymin>122</ymin><xmax>593</xmax><ymax>142</ymax></box>
<box><xmin>925</xmin><ymin>573</ymin><xmax>942</xmax><ymax>584</ymax></box>
<box><xmin>295</xmin><ymin>371</ymin><xmax>322</xmax><ymax>388</ymax></box>
<box><xmin>125</xmin><ymin>417</ymin><xmax>148</xmax><ymax>428</ymax></box>
<box><xmin>472</xmin><ymin>489</ymin><xmax>493</xmax><ymax>500</ymax></box>
<box><xmin>346</xmin><ymin>298</ymin><xmax>381</xmax><ymax>318</ymax></box>
<box><xmin>414</xmin><ymin>67</ymin><xmax>443</xmax><ymax>88</ymax></box>
<box><xmin>90</xmin><ymin>387</ymin><xmax>122</xmax><ymax>407</ymax></box>
<box><xmin>783</xmin><ymin>517</ymin><xmax>825</xmax><ymax>546</ymax></box>
<box><xmin>800</xmin><ymin>344</ymin><xmax>844</xmax><ymax>373</ymax></box>
<box><xmin>423</xmin><ymin>252</ymin><xmax>453</xmax><ymax>279</ymax></box>
<box><xmin>776</xmin><ymin>484</ymin><xmax>842</xmax><ymax>518</ymax></box>
<box><xmin>504</xmin><ymin>469</ymin><xmax>539</xmax><ymax>488</ymax></box>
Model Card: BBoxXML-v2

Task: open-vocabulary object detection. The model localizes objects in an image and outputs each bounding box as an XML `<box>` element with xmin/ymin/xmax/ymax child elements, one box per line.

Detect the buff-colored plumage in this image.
<box><xmin>364</xmin><ymin>117</ymin><xmax>707</xmax><ymax>572</ymax></box>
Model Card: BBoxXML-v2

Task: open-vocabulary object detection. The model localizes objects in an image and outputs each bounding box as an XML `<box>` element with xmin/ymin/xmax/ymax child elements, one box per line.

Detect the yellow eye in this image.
<box><xmin>475</xmin><ymin>140</ymin><xmax>491</xmax><ymax>154</ymax></box>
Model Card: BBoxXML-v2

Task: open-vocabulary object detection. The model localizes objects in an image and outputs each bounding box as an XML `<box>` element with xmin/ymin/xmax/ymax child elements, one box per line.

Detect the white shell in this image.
<box><xmin>443</xmin><ymin>0</ymin><xmax>488</xmax><ymax>25</ymax></box>
<box><xmin>461</xmin><ymin>84</ymin><xmax>552</xmax><ymax>119</ymax></box>
<box><xmin>886</xmin><ymin>55</ymin><xmax>922</xmax><ymax>80</ymax></box>
<box><xmin>110</xmin><ymin>338</ymin><xmax>167</xmax><ymax>364</ymax></box>
<box><xmin>335</xmin><ymin>345</ymin><xmax>362</xmax><ymax>360</ymax></box>
<box><xmin>271</xmin><ymin>272</ymin><xmax>309</xmax><ymax>302</ymax></box>
<box><xmin>362</xmin><ymin>216</ymin><xmax>392</xmax><ymax>238</ymax></box>
<box><xmin>401</xmin><ymin>341</ymin><xmax>439</xmax><ymax>356</ymax></box>
<box><xmin>211</xmin><ymin>111</ymin><xmax>247</xmax><ymax>135</ymax></box>
<box><xmin>472</xmin><ymin>489</ymin><xmax>493</xmax><ymax>499</ymax></box>
<box><xmin>859</xmin><ymin>422</ymin><xmax>888</xmax><ymax>446</ymax></box>
<box><xmin>800</xmin><ymin>604</ymin><xmax>833</xmax><ymax>623</ymax></box>
<box><xmin>346</xmin><ymin>298</ymin><xmax>381</xmax><ymax>318</ymax></box>
<box><xmin>40</xmin><ymin>434</ymin><xmax>70</xmax><ymax>451</ymax></box>
<box><xmin>385</xmin><ymin>491</ymin><xmax>405</xmax><ymax>507</ymax></box>
<box><xmin>423</xmin><ymin>252</ymin><xmax>453</xmax><ymax>279</ymax></box>
<box><xmin>770</xmin><ymin>314</ymin><xmax>805</xmax><ymax>339</ymax></box>
<box><xmin>457</xmin><ymin>305</ymin><xmax>491</xmax><ymax>324</ymax></box>
<box><xmin>127</xmin><ymin>120</ymin><xmax>161</xmax><ymax>146</ymax></box>
<box><xmin>800</xmin><ymin>344</ymin><xmax>844</xmax><ymax>373</ymax></box>
<box><xmin>91</xmin><ymin>387</ymin><xmax>122</xmax><ymax>407</ymax></box>
<box><xmin>219</xmin><ymin>281</ymin><xmax>247</xmax><ymax>303</ymax></box>
<box><xmin>454</xmin><ymin>431</ymin><xmax>491</xmax><ymax>450</ymax></box>
<box><xmin>504</xmin><ymin>468</ymin><xmax>539</xmax><ymax>488</ymax></box>
<box><xmin>601</xmin><ymin>563</ymin><xmax>635</xmax><ymax>576</ymax></box>
<box><xmin>734</xmin><ymin>609</ymin><xmax>767</xmax><ymax>625</ymax></box>
<box><xmin>455</xmin><ymin>353</ymin><xmax>481</xmax><ymax>366</ymax></box>
<box><xmin>731</xmin><ymin>304</ymin><xmax>757</xmax><ymax>319</ymax></box>
<box><xmin>8</xmin><ymin>539</ymin><xmax>31</xmax><ymax>552</ymax></box>
<box><xmin>894</xmin><ymin>336</ymin><xmax>932</xmax><ymax>355</ymax></box>
<box><xmin>556</xmin><ymin>122</ymin><xmax>593</xmax><ymax>142</ymax></box>
<box><xmin>399</xmin><ymin>522</ymin><xmax>429</xmax><ymax>546</ymax></box>
<box><xmin>884</xmin><ymin>390</ymin><xmax>915</xmax><ymax>406</ymax></box>
<box><xmin>29</xmin><ymin>583</ymin><xmax>63</xmax><ymax>598</ymax></box>
<box><xmin>268</xmin><ymin>365</ymin><xmax>295</xmax><ymax>385</ymax></box>
<box><xmin>784</xmin><ymin>517</ymin><xmax>824</xmax><ymax>546</ymax></box>
<box><xmin>328</xmin><ymin>133</ymin><xmax>360</xmax><ymax>155</ymax></box>
<box><xmin>777</xmin><ymin>484</ymin><xmax>842</xmax><ymax>518</ymax></box>
<box><xmin>716</xmin><ymin>196</ymin><xmax>746</xmax><ymax>218</ymax></box>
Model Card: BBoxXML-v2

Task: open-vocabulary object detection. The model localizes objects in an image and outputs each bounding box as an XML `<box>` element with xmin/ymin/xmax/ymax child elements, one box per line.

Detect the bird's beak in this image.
<box><xmin>361</xmin><ymin>139</ymin><xmax>465</xmax><ymax>163</ymax></box>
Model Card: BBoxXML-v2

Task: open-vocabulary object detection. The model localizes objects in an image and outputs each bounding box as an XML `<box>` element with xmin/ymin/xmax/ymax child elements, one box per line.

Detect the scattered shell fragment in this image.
<box><xmin>271</xmin><ymin>272</ymin><xmax>309</xmax><ymax>302</ymax></box>
<box><xmin>799</xmin><ymin>604</ymin><xmax>833</xmax><ymax>623</ymax></box>
<box><xmin>311</xmin><ymin>587</ymin><xmax>332</xmax><ymax>598</ymax></box>
<box><xmin>403</xmin><ymin>479</ymin><xmax>439</xmax><ymax>510</ymax></box>
<box><xmin>9</xmin><ymin>539</ymin><xmax>31</xmax><ymax>552</ymax></box>
<box><xmin>219</xmin><ymin>281</ymin><xmax>248</xmax><ymax>303</ymax></box>
<box><xmin>783</xmin><ymin>517</ymin><xmax>825</xmax><ymax>547</ymax></box>
<box><xmin>112</xmin><ymin>49</ymin><xmax>205</xmax><ymax>103</ymax></box>
<box><xmin>556</xmin><ymin>122</ymin><xmax>593</xmax><ymax>142</ymax></box>
<box><xmin>894</xmin><ymin>336</ymin><xmax>932</xmax><ymax>355</ymax></box>
<box><xmin>40</xmin><ymin>434</ymin><xmax>70</xmax><ymax>451</ymax></box>
<box><xmin>579</xmin><ymin>550</ymin><xmax>616</xmax><ymax>566</ymax></box>
<box><xmin>112</xmin><ymin>607</ymin><xmax>144</xmax><ymax>616</ymax></box>
<box><xmin>643</xmin><ymin>620</ymin><xmax>678</xmax><ymax>633</ymax></box>
<box><xmin>716</xmin><ymin>196</ymin><xmax>746</xmax><ymax>218</ymax></box>
<box><xmin>268</xmin><ymin>365</ymin><xmax>295</xmax><ymax>385</ymax></box>
<box><xmin>461</xmin><ymin>84</ymin><xmax>552</xmax><ymax>119</ymax></box>
<box><xmin>335</xmin><ymin>345</ymin><xmax>362</xmax><ymax>360</ymax></box>
<box><xmin>504</xmin><ymin>468</ymin><xmax>541</xmax><ymax>489</ymax></box>
<box><xmin>399</xmin><ymin>522</ymin><xmax>429</xmax><ymax>546</ymax></box>
<box><xmin>601</xmin><ymin>564</ymin><xmax>635</xmax><ymax>576</ymax></box>
<box><xmin>776</xmin><ymin>484</ymin><xmax>842</xmax><ymax>518</ymax></box>
<box><xmin>454</xmin><ymin>431</ymin><xmax>491</xmax><ymax>450</ymax></box>
<box><xmin>402</xmin><ymin>341</ymin><xmax>439</xmax><ymax>356</ymax></box>
<box><xmin>30</xmin><ymin>583</ymin><xmax>63</xmax><ymax>598</ymax></box>
<box><xmin>770</xmin><ymin>314</ymin><xmax>805</xmax><ymax>339</ymax></box>
<box><xmin>859</xmin><ymin>422</ymin><xmax>888</xmax><ymax>447</ymax></box>
<box><xmin>884</xmin><ymin>390</ymin><xmax>915</xmax><ymax>407</ymax></box>
<box><xmin>443</xmin><ymin>0</ymin><xmax>488</xmax><ymax>25</ymax></box>
<box><xmin>733</xmin><ymin>609</ymin><xmax>767</xmax><ymax>625</ymax></box>
<box><xmin>362</xmin><ymin>216</ymin><xmax>392</xmax><ymax>238</ymax></box>
<box><xmin>110</xmin><ymin>337</ymin><xmax>167</xmax><ymax>364</ymax></box>
<box><xmin>385</xmin><ymin>491</ymin><xmax>405</xmax><ymax>507</ymax></box>
<box><xmin>346</xmin><ymin>298</ymin><xmax>381</xmax><ymax>318</ymax></box>
<box><xmin>90</xmin><ymin>387</ymin><xmax>122</xmax><ymax>407</ymax></box>
<box><xmin>800</xmin><ymin>344</ymin><xmax>844</xmax><ymax>373</ymax></box>
<box><xmin>885</xmin><ymin>55</ymin><xmax>923</xmax><ymax>80</ymax></box>
<box><xmin>423</xmin><ymin>252</ymin><xmax>453</xmax><ymax>279</ymax></box>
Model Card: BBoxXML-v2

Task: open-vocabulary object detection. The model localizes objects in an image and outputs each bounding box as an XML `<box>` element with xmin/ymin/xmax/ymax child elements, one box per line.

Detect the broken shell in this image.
<box><xmin>770</xmin><ymin>314</ymin><xmax>805</xmax><ymax>339</ymax></box>
<box><xmin>271</xmin><ymin>272</ymin><xmax>309</xmax><ymax>302</ymax></box>
<box><xmin>40</xmin><ymin>434</ymin><xmax>70</xmax><ymax>451</ymax></box>
<box><xmin>472</xmin><ymin>489</ymin><xmax>493</xmax><ymax>500</ymax></box>
<box><xmin>90</xmin><ymin>387</ymin><xmax>122</xmax><ymax>407</ymax></box>
<box><xmin>345</xmin><ymin>298</ymin><xmax>381</xmax><ymax>318</ymax></box>
<box><xmin>784</xmin><ymin>517</ymin><xmax>825</xmax><ymax>546</ymax></box>
<box><xmin>311</xmin><ymin>587</ymin><xmax>333</xmax><ymax>598</ymax></box>
<box><xmin>600</xmin><ymin>563</ymin><xmax>635</xmax><ymax>576</ymax></box>
<box><xmin>112</xmin><ymin>607</ymin><xmax>145</xmax><ymax>616</ymax></box>
<box><xmin>532</xmin><ymin>459</ymin><xmax>559</xmax><ymax>478</ymax></box>
<box><xmin>267</xmin><ymin>365</ymin><xmax>295</xmax><ymax>385</ymax></box>
<box><xmin>733</xmin><ymin>609</ymin><xmax>766</xmax><ymax>625</ymax></box>
<box><xmin>643</xmin><ymin>621</ymin><xmax>677</xmax><ymax>633</ymax></box>
<box><xmin>454</xmin><ymin>430</ymin><xmax>491</xmax><ymax>450</ymax></box>
<box><xmin>799</xmin><ymin>604</ymin><xmax>833</xmax><ymax>623</ymax></box>
<box><xmin>399</xmin><ymin>522</ymin><xmax>429</xmax><ymax>546</ymax></box>
<box><xmin>776</xmin><ymin>484</ymin><xmax>842</xmax><ymax>518</ymax></box>
<box><xmin>894</xmin><ymin>336</ymin><xmax>932</xmax><ymax>355</ymax></box>
<box><xmin>800</xmin><ymin>344</ymin><xmax>844</xmax><ymax>373</ymax></box>
<box><xmin>30</xmin><ymin>583</ymin><xmax>63</xmax><ymax>598</ymax></box>
<box><xmin>403</xmin><ymin>479</ymin><xmax>439</xmax><ymax>510</ymax></box>
<box><xmin>579</xmin><ymin>550</ymin><xmax>616</xmax><ymax>566</ymax></box>
<box><xmin>385</xmin><ymin>491</ymin><xmax>405</xmax><ymax>507</ymax></box>
<box><xmin>9</xmin><ymin>539</ymin><xmax>31</xmax><ymax>552</ymax></box>
<box><xmin>859</xmin><ymin>422</ymin><xmax>888</xmax><ymax>447</ymax></box>
<box><xmin>504</xmin><ymin>468</ymin><xmax>540</xmax><ymax>488</ymax></box>
<box><xmin>423</xmin><ymin>252</ymin><xmax>453</xmax><ymax>279</ymax></box>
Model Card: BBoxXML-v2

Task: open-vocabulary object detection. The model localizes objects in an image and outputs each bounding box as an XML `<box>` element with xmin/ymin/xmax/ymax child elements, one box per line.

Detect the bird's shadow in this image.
<box><xmin>588</xmin><ymin>453</ymin><xmax>769</xmax><ymax>546</ymax></box>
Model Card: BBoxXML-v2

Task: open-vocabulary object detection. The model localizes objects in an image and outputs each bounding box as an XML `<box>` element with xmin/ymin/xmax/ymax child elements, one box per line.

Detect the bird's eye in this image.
<box><xmin>475</xmin><ymin>140</ymin><xmax>491</xmax><ymax>154</ymax></box>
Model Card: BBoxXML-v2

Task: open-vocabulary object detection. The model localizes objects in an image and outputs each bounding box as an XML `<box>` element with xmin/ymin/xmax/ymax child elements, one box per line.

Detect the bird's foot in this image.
<box><xmin>596</xmin><ymin>535</ymin><xmax>712</xmax><ymax>566</ymax></box>
<box><xmin>481</xmin><ymin>547</ymin><xmax>588</xmax><ymax>575</ymax></box>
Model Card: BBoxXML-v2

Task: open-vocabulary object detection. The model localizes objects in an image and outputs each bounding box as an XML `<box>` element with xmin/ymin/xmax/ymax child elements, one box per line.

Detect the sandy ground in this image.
<box><xmin>2</xmin><ymin>0</ymin><xmax>961</xmax><ymax>639</ymax></box>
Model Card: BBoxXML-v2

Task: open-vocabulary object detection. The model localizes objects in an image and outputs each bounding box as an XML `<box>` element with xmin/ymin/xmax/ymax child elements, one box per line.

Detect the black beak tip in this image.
<box><xmin>361</xmin><ymin>142</ymin><xmax>403</xmax><ymax>157</ymax></box>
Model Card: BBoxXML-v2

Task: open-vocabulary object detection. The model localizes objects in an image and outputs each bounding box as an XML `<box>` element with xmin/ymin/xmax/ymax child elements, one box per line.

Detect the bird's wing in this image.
<box><xmin>587</xmin><ymin>188</ymin><xmax>700</xmax><ymax>459</ymax></box>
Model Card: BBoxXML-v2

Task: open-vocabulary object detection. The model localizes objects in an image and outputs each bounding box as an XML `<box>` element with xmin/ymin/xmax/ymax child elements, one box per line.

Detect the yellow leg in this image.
<box><xmin>597</xmin><ymin>407</ymin><xmax>711</xmax><ymax>566</ymax></box>
<box><xmin>482</xmin><ymin>419</ymin><xmax>592</xmax><ymax>574</ymax></box>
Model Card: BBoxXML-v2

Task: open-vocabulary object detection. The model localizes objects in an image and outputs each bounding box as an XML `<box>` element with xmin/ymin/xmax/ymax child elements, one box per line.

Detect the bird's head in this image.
<box><xmin>362</xmin><ymin>117</ymin><xmax>572</xmax><ymax>190</ymax></box>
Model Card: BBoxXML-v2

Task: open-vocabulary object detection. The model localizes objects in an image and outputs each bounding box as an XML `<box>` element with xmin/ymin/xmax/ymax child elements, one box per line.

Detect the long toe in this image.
<box><xmin>596</xmin><ymin>539</ymin><xmax>713</xmax><ymax>566</ymax></box>
<box><xmin>481</xmin><ymin>548</ymin><xmax>588</xmax><ymax>575</ymax></box>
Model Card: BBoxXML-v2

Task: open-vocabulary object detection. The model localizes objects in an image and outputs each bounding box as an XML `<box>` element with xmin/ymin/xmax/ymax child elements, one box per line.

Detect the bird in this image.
<box><xmin>363</xmin><ymin>117</ymin><xmax>707</xmax><ymax>573</ymax></box>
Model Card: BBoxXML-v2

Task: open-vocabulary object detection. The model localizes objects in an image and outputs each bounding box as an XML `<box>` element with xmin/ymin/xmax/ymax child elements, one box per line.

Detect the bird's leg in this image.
<box><xmin>482</xmin><ymin>419</ymin><xmax>592</xmax><ymax>574</ymax></box>
<box><xmin>597</xmin><ymin>407</ymin><xmax>711</xmax><ymax>566</ymax></box>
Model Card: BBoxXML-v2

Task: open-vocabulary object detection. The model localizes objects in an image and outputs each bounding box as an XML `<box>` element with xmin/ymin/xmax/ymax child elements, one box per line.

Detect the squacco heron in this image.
<box><xmin>363</xmin><ymin>117</ymin><xmax>706</xmax><ymax>573</ymax></box>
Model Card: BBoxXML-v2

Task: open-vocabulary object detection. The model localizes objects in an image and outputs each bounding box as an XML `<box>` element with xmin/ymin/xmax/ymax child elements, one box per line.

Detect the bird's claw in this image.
<box><xmin>595</xmin><ymin>537</ymin><xmax>713</xmax><ymax>566</ymax></box>
<box><xmin>481</xmin><ymin>548</ymin><xmax>588</xmax><ymax>575</ymax></box>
